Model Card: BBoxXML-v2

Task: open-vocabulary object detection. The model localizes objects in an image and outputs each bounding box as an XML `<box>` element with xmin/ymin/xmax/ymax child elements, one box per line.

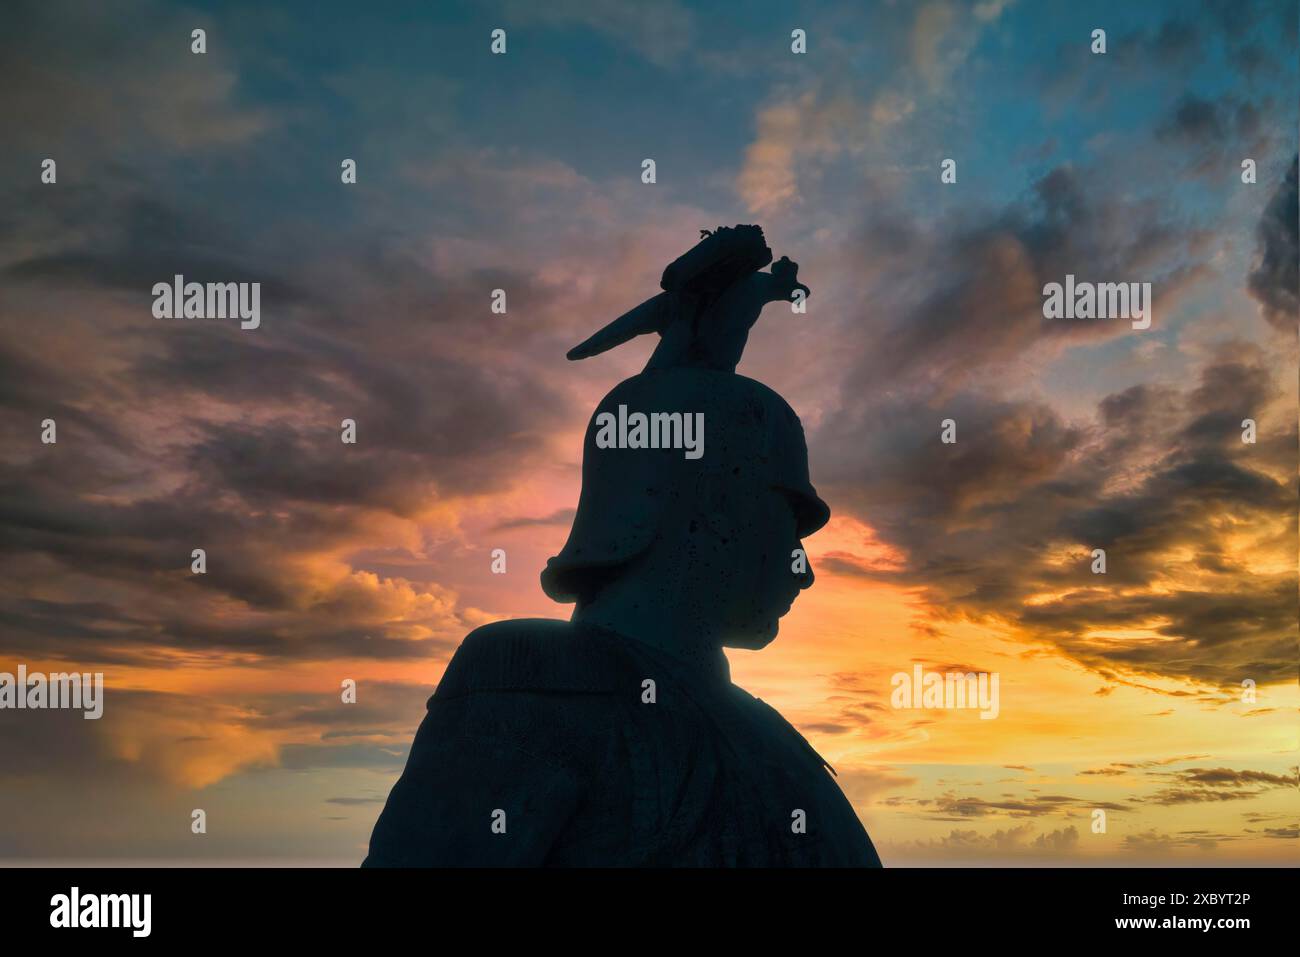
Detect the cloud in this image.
<box><xmin>0</xmin><ymin>153</ymin><xmax>583</xmax><ymax>669</ymax></box>
<box><xmin>734</xmin><ymin>0</ymin><xmax>1014</xmax><ymax>217</ymax></box>
<box><xmin>737</xmin><ymin>89</ymin><xmax>856</xmax><ymax>216</ymax></box>
<box><xmin>0</xmin><ymin>678</ymin><xmax>433</xmax><ymax>793</ymax></box>
<box><xmin>0</xmin><ymin>0</ymin><xmax>270</xmax><ymax>155</ymax></box>
<box><xmin>1121</xmin><ymin>829</ymin><xmax>1232</xmax><ymax>853</ymax></box>
<box><xmin>1248</xmin><ymin>155</ymin><xmax>1299</xmax><ymax>332</ymax></box>
<box><xmin>501</xmin><ymin>0</ymin><xmax>696</xmax><ymax>67</ymax></box>
<box><xmin>836</xmin><ymin>163</ymin><xmax>1213</xmax><ymax>394</ymax></box>
<box><xmin>812</xmin><ymin>154</ymin><xmax>1297</xmax><ymax>686</ymax></box>
<box><xmin>490</xmin><ymin>508</ymin><xmax>577</xmax><ymax>532</ymax></box>
<box><xmin>892</xmin><ymin>790</ymin><xmax>1126</xmax><ymax>821</ymax></box>
<box><xmin>1142</xmin><ymin>766</ymin><xmax>1298</xmax><ymax>805</ymax></box>
<box><xmin>816</xmin><ymin>348</ymin><xmax>1294</xmax><ymax>686</ymax></box>
<box><xmin>890</xmin><ymin>822</ymin><xmax>1080</xmax><ymax>859</ymax></box>
<box><xmin>0</xmin><ymin>689</ymin><xmax>279</xmax><ymax>790</ymax></box>
<box><xmin>1158</xmin><ymin>94</ymin><xmax>1262</xmax><ymax>145</ymax></box>
<box><xmin>910</xmin><ymin>2</ymin><xmax>962</xmax><ymax>92</ymax></box>
<box><xmin>1153</xmin><ymin>93</ymin><xmax>1280</xmax><ymax>179</ymax></box>
<box><xmin>973</xmin><ymin>0</ymin><xmax>1016</xmax><ymax>21</ymax></box>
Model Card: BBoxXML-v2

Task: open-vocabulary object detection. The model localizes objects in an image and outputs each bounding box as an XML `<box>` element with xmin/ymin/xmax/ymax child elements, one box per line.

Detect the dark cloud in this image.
<box><xmin>3</xmin><ymin>193</ymin><xmax>307</xmax><ymax>306</ymax></box>
<box><xmin>1081</xmin><ymin>755</ymin><xmax>1210</xmax><ymax>776</ymax></box>
<box><xmin>1248</xmin><ymin>155</ymin><xmax>1298</xmax><ymax>332</ymax></box>
<box><xmin>1121</xmin><ymin>829</ymin><xmax>1234</xmax><ymax>852</ymax></box>
<box><xmin>0</xmin><ymin>137</ymin><xmax>576</xmax><ymax>672</ymax></box>
<box><xmin>1157</xmin><ymin>94</ymin><xmax>1262</xmax><ymax>145</ymax></box>
<box><xmin>1252</xmin><ymin>825</ymin><xmax>1300</xmax><ymax>839</ymax></box>
<box><xmin>803</xmin><ymin>722</ymin><xmax>852</xmax><ymax>735</ymax></box>
<box><xmin>836</xmin><ymin>164</ymin><xmax>1208</xmax><ymax>396</ymax></box>
<box><xmin>901</xmin><ymin>792</ymin><xmax>1128</xmax><ymax>821</ymax></box>
<box><xmin>490</xmin><ymin>507</ymin><xmax>577</xmax><ymax>532</ymax></box>
<box><xmin>818</xmin><ymin>290</ymin><xmax>1296</xmax><ymax>685</ymax></box>
<box><xmin>1153</xmin><ymin>92</ymin><xmax>1280</xmax><ymax>179</ymax></box>
<box><xmin>0</xmin><ymin>0</ymin><xmax>270</xmax><ymax>158</ymax></box>
<box><xmin>1035</xmin><ymin>14</ymin><xmax>1204</xmax><ymax>107</ymax></box>
<box><xmin>1141</xmin><ymin>765</ymin><xmax>1298</xmax><ymax>806</ymax></box>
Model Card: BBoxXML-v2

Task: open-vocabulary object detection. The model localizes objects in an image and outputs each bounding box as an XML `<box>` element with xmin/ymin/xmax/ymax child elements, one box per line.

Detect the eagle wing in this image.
<box><xmin>566</xmin><ymin>292</ymin><xmax>671</xmax><ymax>360</ymax></box>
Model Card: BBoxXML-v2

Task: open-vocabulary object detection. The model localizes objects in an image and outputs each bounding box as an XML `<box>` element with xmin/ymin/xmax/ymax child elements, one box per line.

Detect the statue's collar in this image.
<box><xmin>579</xmin><ymin>621</ymin><xmax>733</xmax><ymax>689</ymax></box>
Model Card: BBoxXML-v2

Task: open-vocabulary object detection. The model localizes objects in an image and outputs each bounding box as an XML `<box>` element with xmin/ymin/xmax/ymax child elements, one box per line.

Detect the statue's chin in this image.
<box><xmin>723</xmin><ymin>619</ymin><xmax>780</xmax><ymax>651</ymax></box>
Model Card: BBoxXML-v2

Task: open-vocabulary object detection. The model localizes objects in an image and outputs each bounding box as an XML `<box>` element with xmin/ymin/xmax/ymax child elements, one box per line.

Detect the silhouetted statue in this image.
<box><xmin>365</xmin><ymin>227</ymin><xmax>880</xmax><ymax>867</ymax></box>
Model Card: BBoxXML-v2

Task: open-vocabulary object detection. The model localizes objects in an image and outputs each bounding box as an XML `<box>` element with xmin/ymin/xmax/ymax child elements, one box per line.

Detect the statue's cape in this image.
<box><xmin>366</xmin><ymin>619</ymin><xmax>882</xmax><ymax>867</ymax></box>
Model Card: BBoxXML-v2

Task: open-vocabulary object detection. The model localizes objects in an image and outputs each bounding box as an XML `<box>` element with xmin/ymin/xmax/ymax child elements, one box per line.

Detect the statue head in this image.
<box><xmin>541</xmin><ymin>368</ymin><xmax>829</xmax><ymax>650</ymax></box>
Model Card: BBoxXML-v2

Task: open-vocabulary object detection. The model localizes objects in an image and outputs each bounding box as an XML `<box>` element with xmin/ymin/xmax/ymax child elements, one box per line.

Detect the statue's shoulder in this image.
<box><xmin>434</xmin><ymin>618</ymin><xmax>634</xmax><ymax>699</ymax></box>
<box><xmin>733</xmin><ymin>687</ymin><xmax>839</xmax><ymax>778</ymax></box>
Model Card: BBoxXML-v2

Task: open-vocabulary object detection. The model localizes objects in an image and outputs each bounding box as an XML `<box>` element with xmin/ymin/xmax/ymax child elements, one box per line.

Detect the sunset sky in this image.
<box><xmin>1</xmin><ymin>0</ymin><xmax>1296</xmax><ymax>865</ymax></box>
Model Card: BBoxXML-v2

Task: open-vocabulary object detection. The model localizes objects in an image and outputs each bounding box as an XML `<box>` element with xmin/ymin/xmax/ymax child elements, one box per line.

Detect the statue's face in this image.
<box><xmin>694</xmin><ymin>484</ymin><xmax>816</xmax><ymax>650</ymax></box>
